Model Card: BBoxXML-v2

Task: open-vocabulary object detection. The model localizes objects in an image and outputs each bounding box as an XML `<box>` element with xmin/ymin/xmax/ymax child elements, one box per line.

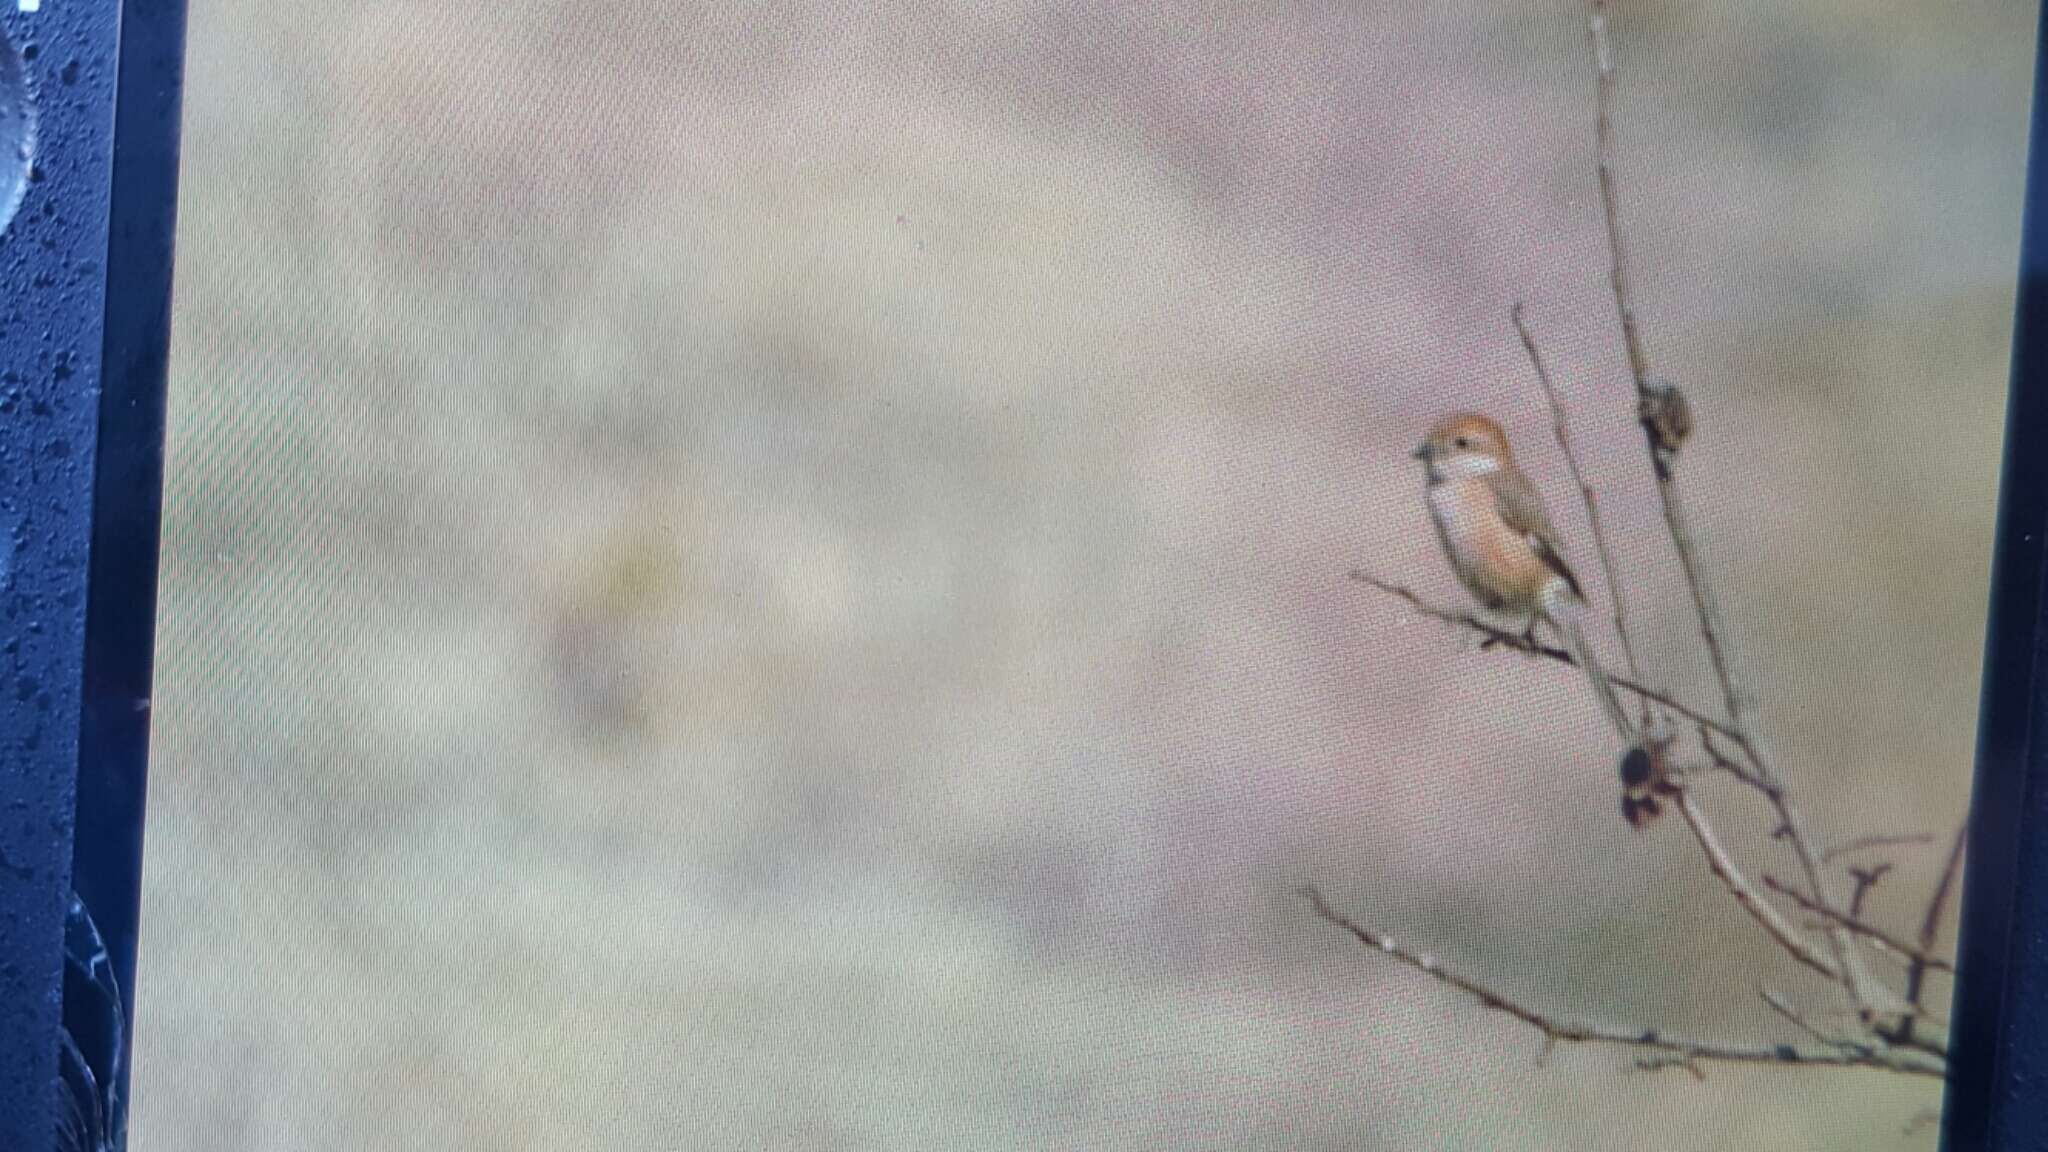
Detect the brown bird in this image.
<box><xmin>1413</xmin><ymin>412</ymin><xmax>1657</xmax><ymax>823</ymax></box>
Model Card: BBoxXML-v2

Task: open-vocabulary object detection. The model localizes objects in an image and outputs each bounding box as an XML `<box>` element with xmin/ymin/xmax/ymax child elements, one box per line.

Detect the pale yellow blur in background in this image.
<box><xmin>141</xmin><ymin>2</ymin><xmax>2029</xmax><ymax>1148</ymax></box>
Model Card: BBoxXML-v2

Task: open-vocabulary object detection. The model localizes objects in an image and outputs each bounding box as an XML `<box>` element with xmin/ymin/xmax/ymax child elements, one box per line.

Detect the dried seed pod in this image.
<box><xmin>1639</xmin><ymin>377</ymin><xmax>1694</xmax><ymax>475</ymax></box>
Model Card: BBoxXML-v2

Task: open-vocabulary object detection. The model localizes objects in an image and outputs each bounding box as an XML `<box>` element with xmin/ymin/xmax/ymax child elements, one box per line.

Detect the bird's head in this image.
<box><xmin>1413</xmin><ymin>412</ymin><xmax>1513</xmax><ymax>479</ymax></box>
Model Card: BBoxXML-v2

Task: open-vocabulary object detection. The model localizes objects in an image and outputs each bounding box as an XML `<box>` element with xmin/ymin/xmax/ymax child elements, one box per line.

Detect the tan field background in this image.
<box><xmin>139</xmin><ymin>1</ymin><xmax>2031</xmax><ymax>1148</ymax></box>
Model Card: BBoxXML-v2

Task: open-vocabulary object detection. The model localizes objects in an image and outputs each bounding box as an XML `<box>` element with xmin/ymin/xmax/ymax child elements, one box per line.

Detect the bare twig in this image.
<box><xmin>1588</xmin><ymin>3</ymin><xmax>1650</xmax><ymax>391</ymax></box>
<box><xmin>1513</xmin><ymin>302</ymin><xmax>1645</xmax><ymax>695</ymax></box>
<box><xmin>1916</xmin><ymin>825</ymin><xmax>1967</xmax><ymax>976</ymax></box>
<box><xmin>1893</xmin><ymin>1021</ymin><xmax>1952</xmax><ymax>1060</ymax></box>
<box><xmin>1633</xmin><ymin>1054</ymin><xmax>1708</xmax><ymax>1079</ymax></box>
<box><xmin>1760</xmin><ymin>988</ymin><xmax>1859</xmax><ymax>1052</ymax></box>
<box><xmin>1347</xmin><ymin>569</ymin><xmax>1738</xmax><ymax>743</ymax></box>
<box><xmin>1823</xmin><ymin>833</ymin><xmax>1936</xmax><ymax>864</ymax></box>
<box><xmin>1297</xmin><ymin>885</ymin><xmax>1943</xmax><ymax>1078</ymax></box>
<box><xmin>1762</xmin><ymin>886</ymin><xmax>1953</xmax><ymax>1056</ymax></box>
<box><xmin>1750</xmin><ymin>725</ymin><xmax>1881</xmax><ymax>1014</ymax></box>
<box><xmin>1903</xmin><ymin>824</ymin><xmax>1968</xmax><ymax>1038</ymax></box>
<box><xmin>1846</xmin><ymin>864</ymin><xmax>1892</xmax><ymax>920</ymax></box>
<box><xmin>1585</xmin><ymin>0</ymin><xmax>1880</xmax><ymax>1019</ymax></box>
<box><xmin>1697</xmin><ymin>725</ymin><xmax>1776</xmax><ymax>797</ymax></box>
<box><xmin>1760</xmin><ymin>875</ymin><xmax>1954</xmax><ymax>976</ymax></box>
<box><xmin>1675</xmin><ymin>793</ymin><xmax>1839</xmax><ymax>982</ymax></box>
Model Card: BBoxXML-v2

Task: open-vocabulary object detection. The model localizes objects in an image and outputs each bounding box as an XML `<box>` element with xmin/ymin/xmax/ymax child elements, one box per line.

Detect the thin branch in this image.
<box><xmin>1823</xmin><ymin>833</ymin><xmax>1936</xmax><ymax>864</ymax></box>
<box><xmin>1297</xmin><ymin>885</ymin><xmax>1943</xmax><ymax>1078</ymax></box>
<box><xmin>1760</xmin><ymin>988</ymin><xmax>1859</xmax><ymax>1052</ymax></box>
<box><xmin>1761</xmin><ymin>876</ymin><xmax>1957</xmax><ymax>1057</ymax></box>
<box><xmin>1764</xmin><ymin>801</ymin><xmax>1886</xmax><ymax>1015</ymax></box>
<box><xmin>1917</xmin><ymin>824</ymin><xmax>1967</xmax><ymax>973</ymax></box>
<box><xmin>1760</xmin><ymin>875</ymin><xmax>1954</xmax><ymax>976</ymax></box>
<box><xmin>1892</xmin><ymin>1021</ymin><xmax>1952</xmax><ymax>1060</ymax></box>
<box><xmin>1698</xmin><ymin>725</ymin><xmax>1777</xmax><ymax>797</ymax></box>
<box><xmin>1675</xmin><ymin>792</ymin><xmax>1840</xmax><ymax>982</ymax></box>
<box><xmin>1632</xmin><ymin>1053</ymin><xmax>1708</xmax><ymax>1079</ymax></box>
<box><xmin>1346</xmin><ymin>568</ymin><xmax>1739</xmax><ymax>743</ymax></box>
<box><xmin>1846</xmin><ymin>864</ymin><xmax>1892</xmax><ymax>920</ymax></box>
<box><xmin>1585</xmin><ymin>0</ymin><xmax>1880</xmax><ymax>1019</ymax></box>
<box><xmin>1588</xmin><ymin>2</ymin><xmax>1650</xmax><ymax>390</ymax></box>
<box><xmin>1904</xmin><ymin>824</ymin><xmax>1968</xmax><ymax>1036</ymax></box>
<box><xmin>1513</xmin><ymin>302</ymin><xmax>1645</xmax><ymax>692</ymax></box>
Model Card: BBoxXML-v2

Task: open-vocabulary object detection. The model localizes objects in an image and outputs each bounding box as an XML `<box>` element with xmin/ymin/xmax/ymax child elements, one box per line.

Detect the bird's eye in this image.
<box><xmin>1453</xmin><ymin>436</ymin><xmax>1469</xmax><ymax>450</ymax></box>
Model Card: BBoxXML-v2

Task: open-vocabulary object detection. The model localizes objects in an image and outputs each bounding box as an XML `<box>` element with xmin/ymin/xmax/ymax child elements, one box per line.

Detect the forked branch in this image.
<box><xmin>1900</xmin><ymin>824</ymin><xmax>1967</xmax><ymax>1043</ymax></box>
<box><xmin>1760</xmin><ymin>875</ymin><xmax>1955</xmax><ymax>976</ymax></box>
<box><xmin>1677</xmin><ymin>794</ymin><xmax>1840</xmax><ymax>981</ymax></box>
<box><xmin>1585</xmin><ymin>0</ymin><xmax>1881</xmax><ymax>1019</ymax></box>
<box><xmin>1315</xmin><ymin>3</ymin><xmax>1951</xmax><ymax>1084</ymax></box>
<box><xmin>1824</xmin><ymin>833</ymin><xmax>1937</xmax><ymax>864</ymax></box>
<box><xmin>1344</xmin><ymin>569</ymin><xmax>1736</xmax><ymax>743</ymax></box>
<box><xmin>1297</xmin><ymin>886</ymin><xmax>1944</xmax><ymax>1079</ymax></box>
<box><xmin>1513</xmin><ymin>302</ymin><xmax>1645</xmax><ymax>692</ymax></box>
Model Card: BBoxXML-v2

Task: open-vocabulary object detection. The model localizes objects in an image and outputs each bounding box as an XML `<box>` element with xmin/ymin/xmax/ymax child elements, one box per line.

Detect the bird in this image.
<box><xmin>1411</xmin><ymin>412</ymin><xmax>1658</xmax><ymax>824</ymax></box>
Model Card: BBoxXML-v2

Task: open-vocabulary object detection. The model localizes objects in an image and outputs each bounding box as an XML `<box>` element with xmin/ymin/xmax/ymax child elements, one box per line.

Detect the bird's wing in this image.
<box><xmin>1488</xmin><ymin>468</ymin><xmax>1585</xmax><ymax>601</ymax></box>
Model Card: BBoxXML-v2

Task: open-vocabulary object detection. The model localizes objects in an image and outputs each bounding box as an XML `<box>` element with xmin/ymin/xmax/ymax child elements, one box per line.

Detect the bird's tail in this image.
<box><xmin>1546</xmin><ymin>592</ymin><xmax>1632</xmax><ymax>743</ymax></box>
<box><xmin>1545</xmin><ymin>590</ymin><xmax>1663</xmax><ymax>826</ymax></box>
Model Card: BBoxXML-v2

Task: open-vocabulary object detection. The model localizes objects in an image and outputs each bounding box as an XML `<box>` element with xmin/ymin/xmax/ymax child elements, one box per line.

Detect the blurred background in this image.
<box><xmin>138</xmin><ymin>1</ymin><xmax>2030</xmax><ymax>1148</ymax></box>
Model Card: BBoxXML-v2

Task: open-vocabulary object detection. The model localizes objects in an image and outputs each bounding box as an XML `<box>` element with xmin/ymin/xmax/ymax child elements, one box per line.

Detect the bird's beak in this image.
<box><xmin>1410</xmin><ymin>442</ymin><xmax>1430</xmax><ymax>461</ymax></box>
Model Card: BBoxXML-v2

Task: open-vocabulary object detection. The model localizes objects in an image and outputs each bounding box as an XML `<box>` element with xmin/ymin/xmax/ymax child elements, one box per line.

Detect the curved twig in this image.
<box><xmin>1586</xmin><ymin>0</ymin><xmax>1880</xmax><ymax>1020</ymax></box>
<box><xmin>1347</xmin><ymin>568</ymin><xmax>1737</xmax><ymax>742</ymax></box>
<box><xmin>1298</xmin><ymin>886</ymin><xmax>1943</xmax><ymax>1079</ymax></box>
<box><xmin>1676</xmin><ymin>793</ymin><xmax>1839</xmax><ymax>981</ymax></box>
<box><xmin>1902</xmin><ymin>824</ymin><xmax>1968</xmax><ymax>1041</ymax></box>
<box><xmin>1760</xmin><ymin>875</ymin><xmax>1955</xmax><ymax>976</ymax></box>
<box><xmin>1823</xmin><ymin>833</ymin><xmax>1936</xmax><ymax>864</ymax></box>
<box><xmin>1513</xmin><ymin>302</ymin><xmax>1646</xmax><ymax>697</ymax></box>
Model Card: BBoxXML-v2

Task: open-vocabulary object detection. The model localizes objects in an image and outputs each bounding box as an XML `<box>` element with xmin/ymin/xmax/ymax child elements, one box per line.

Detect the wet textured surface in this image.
<box><xmin>0</xmin><ymin>25</ymin><xmax>32</xmax><ymax>238</ymax></box>
<box><xmin>0</xmin><ymin>5</ymin><xmax>133</xmax><ymax>1150</ymax></box>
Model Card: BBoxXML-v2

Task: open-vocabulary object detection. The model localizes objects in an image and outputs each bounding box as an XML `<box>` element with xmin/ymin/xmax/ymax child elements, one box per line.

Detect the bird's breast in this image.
<box><xmin>1426</xmin><ymin>477</ymin><xmax>1491</xmax><ymax>559</ymax></box>
<box><xmin>1426</xmin><ymin>477</ymin><xmax>1545</xmax><ymax>612</ymax></box>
